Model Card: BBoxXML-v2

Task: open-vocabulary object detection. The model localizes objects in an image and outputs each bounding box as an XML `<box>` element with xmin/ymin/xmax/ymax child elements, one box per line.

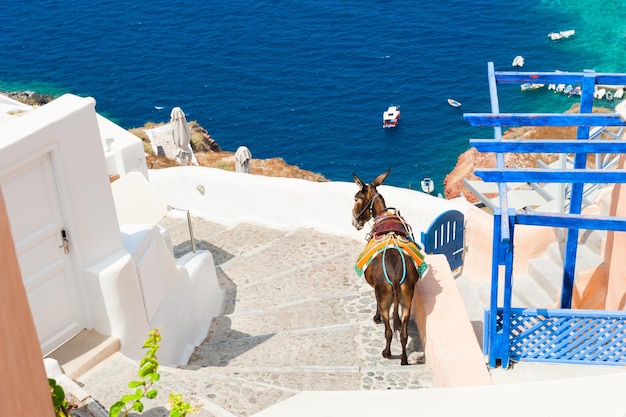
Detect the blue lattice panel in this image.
<box><xmin>496</xmin><ymin>308</ymin><xmax>626</xmax><ymax>365</ymax></box>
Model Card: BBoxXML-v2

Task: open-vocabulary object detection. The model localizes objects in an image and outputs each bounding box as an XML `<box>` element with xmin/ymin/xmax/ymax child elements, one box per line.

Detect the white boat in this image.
<box><xmin>382</xmin><ymin>105</ymin><xmax>400</xmax><ymax>128</ymax></box>
<box><xmin>447</xmin><ymin>98</ymin><xmax>461</xmax><ymax>108</ymax></box>
<box><xmin>594</xmin><ymin>88</ymin><xmax>606</xmax><ymax>100</ymax></box>
<box><xmin>421</xmin><ymin>178</ymin><xmax>434</xmax><ymax>194</ymax></box>
<box><xmin>548</xmin><ymin>30</ymin><xmax>575</xmax><ymax>41</ymax></box>
<box><xmin>615</xmin><ymin>88</ymin><xmax>624</xmax><ymax>99</ymax></box>
<box><xmin>512</xmin><ymin>56</ymin><xmax>525</xmax><ymax>67</ymax></box>
<box><xmin>521</xmin><ymin>83</ymin><xmax>545</xmax><ymax>91</ymax></box>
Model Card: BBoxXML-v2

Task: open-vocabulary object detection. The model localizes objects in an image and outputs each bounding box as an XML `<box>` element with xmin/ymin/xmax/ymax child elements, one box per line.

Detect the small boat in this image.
<box><xmin>606</xmin><ymin>90</ymin><xmax>614</xmax><ymax>101</ymax></box>
<box><xmin>447</xmin><ymin>98</ymin><xmax>461</xmax><ymax>108</ymax></box>
<box><xmin>615</xmin><ymin>88</ymin><xmax>624</xmax><ymax>99</ymax></box>
<box><xmin>512</xmin><ymin>56</ymin><xmax>525</xmax><ymax>67</ymax></box>
<box><xmin>382</xmin><ymin>105</ymin><xmax>401</xmax><ymax>128</ymax></box>
<box><xmin>421</xmin><ymin>178</ymin><xmax>434</xmax><ymax>194</ymax></box>
<box><xmin>521</xmin><ymin>83</ymin><xmax>545</xmax><ymax>91</ymax></box>
<box><xmin>548</xmin><ymin>29</ymin><xmax>575</xmax><ymax>41</ymax></box>
<box><xmin>594</xmin><ymin>88</ymin><xmax>606</xmax><ymax>100</ymax></box>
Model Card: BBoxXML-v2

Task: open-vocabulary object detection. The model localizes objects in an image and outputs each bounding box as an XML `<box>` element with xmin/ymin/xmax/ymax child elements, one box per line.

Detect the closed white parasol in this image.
<box><xmin>170</xmin><ymin>107</ymin><xmax>193</xmax><ymax>165</ymax></box>
<box><xmin>235</xmin><ymin>146</ymin><xmax>252</xmax><ymax>173</ymax></box>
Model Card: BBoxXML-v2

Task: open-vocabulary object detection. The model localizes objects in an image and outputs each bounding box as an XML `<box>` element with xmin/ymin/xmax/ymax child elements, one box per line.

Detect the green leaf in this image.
<box><xmin>138</xmin><ymin>363</ymin><xmax>156</xmax><ymax>378</ymax></box>
<box><xmin>128</xmin><ymin>380</ymin><xmax>144</xmax><ymax>388</ymax></box>
<box><xmin>132</xmin><ymin>400</ymin><xmax>144</xmax><ymax>413</ymax></box>
<box><xmin>49</xmin><ymin>383</ymin><xmax>66</xmax><ymax>409</ymax></box>
<box><xmin>109</xmin><ymin>401</ymin><xmax>125</xmax><ymax>417</ymax></box>
<box><xmin>120</xmin><ymin>392</ymin><xmax>141</xmax><ymax>403</ymax></box>
<box><xmin>146</xmin><ymin>389</ymin><xmax>158</xmax><ymax>399</ymax></box>
<box><xmin>150</xmin><ymin>372</ymin><xmax>161</xmax><ymax>382</ymax></box>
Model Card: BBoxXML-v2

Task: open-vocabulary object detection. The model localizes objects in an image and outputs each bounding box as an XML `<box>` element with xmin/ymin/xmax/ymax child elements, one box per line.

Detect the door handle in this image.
<box><xmin>59</xmin><ymin>228</ymin><xmax>70</xmax><ymax>255</ymax></box>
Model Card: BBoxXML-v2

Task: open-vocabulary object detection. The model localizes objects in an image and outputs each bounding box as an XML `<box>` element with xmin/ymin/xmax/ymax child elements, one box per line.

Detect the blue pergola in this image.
<box><xmin>464</xmin><ymin>63</ymin><xmax>626</xmax><ymax>368</ymax></box>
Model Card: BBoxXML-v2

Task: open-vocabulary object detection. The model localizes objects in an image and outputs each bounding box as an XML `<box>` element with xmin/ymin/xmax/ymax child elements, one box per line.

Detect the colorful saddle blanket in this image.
<box><xmin>355</xmin><ymin>233</ymin><xmax>428</xmax><ymax>278</ymax></box>
<box><xmin>355</xmin><ymin>208</ymin><xmax>427</xmax><ymax>277</ymax></box>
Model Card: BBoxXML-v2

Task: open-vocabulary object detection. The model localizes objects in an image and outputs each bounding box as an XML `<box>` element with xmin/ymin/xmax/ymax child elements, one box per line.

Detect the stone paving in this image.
<box><xmin>78</xmin><ymin>215</ymin><xmax>433</xmax><ymax>417</ymax></box>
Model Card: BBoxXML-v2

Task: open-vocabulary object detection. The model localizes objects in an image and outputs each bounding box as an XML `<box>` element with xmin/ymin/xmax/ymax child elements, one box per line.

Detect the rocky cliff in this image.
<box><xmin>129</xmin><ymin>122</ymin><xmax>328</xmax><ymax>182</ymax></box>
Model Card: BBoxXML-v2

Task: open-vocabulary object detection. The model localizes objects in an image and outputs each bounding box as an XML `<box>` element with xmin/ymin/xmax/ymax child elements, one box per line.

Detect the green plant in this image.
<box><xmin>49</xmin><ymin>328</ymin><xmax>197</xmax><ymax>417</ymax></box>
<box><xmin>49</xmin><ymin>378</ymin><xmax>69</xmax><ymax>417</ymax></box>
<box><xmin>109</xmin><ymin>328</ymin><xmax>162</xmax><ymax>417</ymax></box>
<box><xmin>168</xmin><ymin>392</ymin><xmax>200</xmax><ymax>417</ymax></box>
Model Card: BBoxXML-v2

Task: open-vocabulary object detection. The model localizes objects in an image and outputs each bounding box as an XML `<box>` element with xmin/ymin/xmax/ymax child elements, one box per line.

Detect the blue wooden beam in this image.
<box><xmin>464</xmin><ymin>113</ymin><xmax>624</xmax><ymax>127</ymax></box>
<box><xmin>516</xmin><ymin>212</ymin><xmax>626</xmax><ymax>231</ymax></box>
<box><xmin>475</xmin><ymin>168</ymin><xmax>626</xmax><ymax>183</ymax></box>
<box><xmin>495</xmin><ymin>71</ymin><xmax>585</xmax><ymax>85</ymax></box>
<box><xmin>470</xmin><ymin>139</ymin><xmax>626</xmax><ymax>154</ymax></box>
<box><xmin>494</xmin><ymin>71</ymin><xmax>626</xmax><ymax>86</ymax></box>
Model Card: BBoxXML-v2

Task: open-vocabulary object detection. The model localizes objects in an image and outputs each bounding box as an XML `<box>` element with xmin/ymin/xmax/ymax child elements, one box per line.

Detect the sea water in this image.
<box><xmin>1</xmin><ymin>0</ymin><xmax>625</xmax><ymax>192</ymax></box>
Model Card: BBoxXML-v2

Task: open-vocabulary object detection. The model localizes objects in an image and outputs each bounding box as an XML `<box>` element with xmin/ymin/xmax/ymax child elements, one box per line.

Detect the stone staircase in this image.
<box><xmin>76</xmin><ymin>216</ymin><xmax>433</xmax><ymax>417</ymax></box>
<box><xmin>513</xmin><ymin>228</ymin><xmax>605</xmax><ymax>309</ymax></box>
<box><xmin>455</xmin><ymin>227</ymin><xmax>606</xmax><ymax>349</ymax></box>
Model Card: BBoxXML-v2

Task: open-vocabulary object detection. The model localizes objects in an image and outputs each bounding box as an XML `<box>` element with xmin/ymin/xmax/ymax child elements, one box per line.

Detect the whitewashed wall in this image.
<box><xmin>0</xmin><ymin>94</ymin><xmax>223</xmax><ymax>366</ymax></box>
<box><xmin>147</xmin><ymin>166</ymin><xmax>474</xmax><ymax>242</ymax></box>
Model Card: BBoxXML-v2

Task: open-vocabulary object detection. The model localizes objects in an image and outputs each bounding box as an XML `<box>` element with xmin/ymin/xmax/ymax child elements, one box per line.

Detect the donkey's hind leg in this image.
<box><xmin>373</xmin><ymin>303</ymin><xmax>381</xmax><ymax>324</ymax></box>
<box><xmin>399</xmin><ymin>313</ymin><xmax>410</xmax><ymax>365</ymax></box>
<box><xmin>377</xmin><ymin>288</ymin><xmax>394</xmax><ymax>359</ymax></box>
<box><xmin>399</xmin><ymin>282</ymin><xmax>416</xmax><ymax>365</ymax></box>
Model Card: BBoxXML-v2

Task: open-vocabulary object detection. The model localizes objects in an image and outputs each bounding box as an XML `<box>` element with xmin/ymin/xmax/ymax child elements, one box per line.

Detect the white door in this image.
<box><xmin>2</xmin><ymin>153</ymin><xmax>83</xmax><ymax>355</ymax></box>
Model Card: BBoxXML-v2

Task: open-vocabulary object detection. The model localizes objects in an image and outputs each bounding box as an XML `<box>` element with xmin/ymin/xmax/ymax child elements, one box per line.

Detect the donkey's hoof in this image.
<box><xmin>382</xmin><ymin>349</ymin><xmax>392</xmax><ymax>359</ymax></box>
<box><xmin>373</xmin><ymin>315</ymin><xmax>381</xmax><ymax>324</ymax></box>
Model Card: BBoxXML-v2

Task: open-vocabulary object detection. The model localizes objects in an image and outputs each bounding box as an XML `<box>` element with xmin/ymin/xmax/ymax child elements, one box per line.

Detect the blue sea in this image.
<box><xmin>1</xmin><ymin>0</ymin><xmax>625</xmax><ymax>192</ymax></box>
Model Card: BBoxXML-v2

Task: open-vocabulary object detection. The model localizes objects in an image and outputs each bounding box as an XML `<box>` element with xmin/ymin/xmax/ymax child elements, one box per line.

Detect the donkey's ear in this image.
<box><xmin>372</xmin><ymin>169</ymin><xmax>390</xmax><ymax>187</ymax></box>
<box><xmin>353</xmin><ymin>173</ymin><xmax>365</xmax><ymax>188</ymax></box>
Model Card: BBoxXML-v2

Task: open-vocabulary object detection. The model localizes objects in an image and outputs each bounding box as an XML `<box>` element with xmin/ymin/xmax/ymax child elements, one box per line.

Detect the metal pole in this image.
<box><xmin>187</xmin><ymin>210</ymin><xmax>196</xmax><ymax>252</ymax></box>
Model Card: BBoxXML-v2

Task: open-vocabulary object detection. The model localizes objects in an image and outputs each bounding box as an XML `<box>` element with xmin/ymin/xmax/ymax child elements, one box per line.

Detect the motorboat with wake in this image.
<box><xmin>382</xmin><ymin>105</ymin><xmax>400</xmax><ymax>128</ymax></box>
<box><xmin>548</xmin><ymin>30</ymin><xmax>575</xmax><ymax>41</ymax></box>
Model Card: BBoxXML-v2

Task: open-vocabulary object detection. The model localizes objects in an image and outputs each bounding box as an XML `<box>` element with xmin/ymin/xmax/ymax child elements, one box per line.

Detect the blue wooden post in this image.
<box><xmin>561</xmin><ymin>70</ymin><xmax>596</xmax><ymax>308</ymax></box>
<box><xmin>487</xmin><ymin>209</ymin><xmax>502</xmax><ymax>368</ymax></box>
<box><xmin>499</xmin><ymin>209</ymin><xmax>516</xmax><ymax>368</ymax></box>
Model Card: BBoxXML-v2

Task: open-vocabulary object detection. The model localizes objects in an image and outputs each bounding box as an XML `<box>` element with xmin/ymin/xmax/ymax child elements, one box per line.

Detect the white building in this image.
<box><xmin>0</xmin><ymin>93</ymin><xmax>223</xmax><ymax>366</ymax></box>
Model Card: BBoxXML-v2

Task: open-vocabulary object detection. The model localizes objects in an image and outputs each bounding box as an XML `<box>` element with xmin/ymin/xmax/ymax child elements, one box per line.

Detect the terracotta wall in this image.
<box><xmin>0</xmin><ymin>191</ymin><xmax>54</xmax><ymax>417</ymax></box>
<box><xmin>572</xmin><ymin>155</ymin><xmax>626</xmax><ymax>310</ymax></box>
<box><xmin>603</xmin><ymin>155</ymin><xmax>626</xmax><ymax>310</ymax></box>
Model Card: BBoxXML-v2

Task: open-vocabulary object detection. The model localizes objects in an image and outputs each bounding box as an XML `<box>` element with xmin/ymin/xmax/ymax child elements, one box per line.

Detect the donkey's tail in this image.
<box><xmin>392</xmin><ymin>281</ymin><xmax>402</xmax><ymax>335</ymax></box>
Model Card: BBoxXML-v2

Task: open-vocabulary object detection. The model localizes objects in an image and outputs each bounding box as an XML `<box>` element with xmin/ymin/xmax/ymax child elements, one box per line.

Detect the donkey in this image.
<box><xmin>352</xmin><ymin>169</ymin><xmax>425</xmax><ymax>365</ymax></box>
